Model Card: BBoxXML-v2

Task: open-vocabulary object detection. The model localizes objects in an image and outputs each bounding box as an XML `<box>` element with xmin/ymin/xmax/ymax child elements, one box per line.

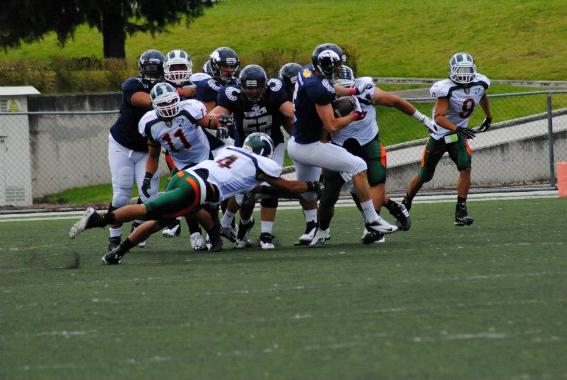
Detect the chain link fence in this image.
<box><xmin>1</xmin><ymin>91</ymin><xmax>566</xmax><ymax>206</ymax></box>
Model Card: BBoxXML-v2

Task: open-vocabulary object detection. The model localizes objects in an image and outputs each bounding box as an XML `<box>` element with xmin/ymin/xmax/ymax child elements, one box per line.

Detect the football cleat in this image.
<box><xmin>309</xmin><ymin>228</ymin><xmax>330</xmax><ymax>248</ymax></box>
<box><xmin>101</xmin><ymin>248</ymin><xmax>123</xmax><ymax>265</ymax></box>
<box><xmin>190</xmin><ymin>232</ymin><xmax>208</xmax><ymax>251</ymax></box>
<box><xmin>107</xmin><ymin>236</ymin><xmax>121</xmax><ymax>253</ymax></box>
<box><xmin>294</xmin><ymin>221</ymin><xmax>318</xmax><ymax>246</ymax></box>
<box><xmin>455</xmin><ymin>203</ymin><xmax>474</xmax><ymax>226</ymax></box>
<box><xmin>259</xmin><ymin>232</ymin><xmax>275</xmax><ymax>250</ymax></box>
<box><xmin>401</xmin><ymin>196</ymin><xmax>412</xmax><ymax>212</ymax></box>
<box><xmin>235</xmin><ymin>218</ymin><xmax>255</xmax><ymax>249</ymax></box>
<box><xmin>362</xmin><ymin>228</ymin><xmax>385</xmax><ymax>244</ymax></box>
<box><xmin>69</xmin><ymin>207</ymin><xmax>101</xmax><ymax>239</ymax></box>
<box><xmin>388</xmin><ymin>201</ymin><xmax>411</xmax><ymax>231</ymax></box>
<box><xmin>162</xmin><ymin>219</ymin><xmax>181</xmax><ymax>237</ymax></box>
<box><xmin>220</xmin><ymin>224</ymin><xmax>237</xmax><ymax>243</ymax></box>
<box><xmin>366</xmin><ymin>216</ymin><xmax>398</xmax><ymax>234</ymax></box>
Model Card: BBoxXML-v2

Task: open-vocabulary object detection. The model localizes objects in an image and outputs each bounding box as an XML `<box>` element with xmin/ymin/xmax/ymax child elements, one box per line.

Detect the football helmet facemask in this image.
<box><xmin>239</xmin><ymin>64</ymin><xmax>268</xmax><ymax>102</ymax></box>
<box><xmin>164</xmin><ymin>49</ymin><xmax>193</xmax><ymax>86</ymax></box>
<box><xmin>139</xmin><ymin>49</ymin><xmax>165</xmax><ymax>86</ymax></box>
<box><xmin>449</xmin><ymin>52</ymin><xmax>477</xmax><ymax>84</ymax></box>
<box><xmin>150</xmin><ymin>82</ymin><xmax>181</xmax><ymax>119</ymax></box>
<box><xmin>311</xmin><ymin>43</ymin><xmax>345</xmax><ymax>81</ymax></box>
<box><xmin>336</xmin><ymin>65</ymin><xmax>355</xmax><ymax>88</ymax></box>
<box><xmin>243</xmin><ymin>132</ymin><xmax>274</xmax><ymax>159</ymax></box>
<box><xmin>209</xmin><ymin>47</ymin><xmax>240</xmax><ymax>84</ymax></box>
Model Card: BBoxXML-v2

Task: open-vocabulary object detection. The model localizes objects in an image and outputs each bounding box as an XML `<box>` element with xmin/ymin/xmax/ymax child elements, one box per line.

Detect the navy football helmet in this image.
<box><xmin>138</xmin><ymin>49</ymin><xmax>165</xmax><ymax>86</ymax></box>
<box><xmin>278</xmin><ymin>62</ymin><xmax>302</xmax><ymax>96</ymax></box>
<box><xmin>311</xmin><ymin>43</ymin><xmax>345</xmax><ymax>81</ymax></box>
<box><xmin>209</xmin><ymin>47</ymin><xmax>240</xmax><ymax>84</ymax></box>
<box><xmin>336</xmin><ymin>65</ymin><xmax>355</xmax><ymax>88</ymax></box>
<box><xmin>239</xmin><ymin>64</ymin><xmax>268</xmax><ymax>102</ymax></box>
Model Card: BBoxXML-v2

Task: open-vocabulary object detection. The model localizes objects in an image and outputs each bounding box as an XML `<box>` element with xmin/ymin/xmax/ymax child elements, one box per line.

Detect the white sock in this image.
<box><xmin>304</xmin><ymin>209</ymin><xmax>317</xmax><ymax>223</ymax></box>
<box><xmin>360</xmin><ymin>200</ymin><xmax>379</xmax><ymax>223</ymax></box>
<box><xmin>109</xmin><ymin>227</ymin><xmax>121</xmax><ymax>238</ymax></box>
<box><xmin>240</xmin><ymin>217</ymin><xmax>252</xmax><ymax>225</ymax></box>
<box><xmin>261</xmin><ymin>221</ymin><xmax>273</xmax><ymax>234</ymax></box>
<box><xmin>220</xmin><ymin>211</ymin><xmax>235</xmax><ymax>229</ymax></box>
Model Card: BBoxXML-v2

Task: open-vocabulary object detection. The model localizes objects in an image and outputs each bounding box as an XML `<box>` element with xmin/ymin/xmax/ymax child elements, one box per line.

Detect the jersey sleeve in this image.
<box><xmin>257</xmin><ymin>155</ymin><xmax>283</xmax><ymax>178</ymax></box>
<box><xmin>122</xmin><ymin>78</ymin><xmax>146</xmax><ymax>106</ymax></box>
<box><xmin>217</xmin><ymin>85</ymin><xmax>241</xmax><ymax>111</ymax></box>
<box><xmin>196</xmin><ymin>79</ymin><xmax>222</xmax><ymax>103</ymax></box>
<box><xmin>267</xmin><ymin>78</ymin><xmax>288</xmax><ymax>108</ymax></box>
<box><xmin>309</xmin><ymin>78</ymin><xmax>336</xmax><ymax>105</ymax></box>
<box><xmin>180</xmin><ymin>99</ymin><xmax>207</xmax><ymax>120</ymax></box>
<box><xmin>430</xmin><ymin>80</ymin><xmax>451</xmax><ymax>98</ymax></box>
<box><xmin>138</xmin><ymin>111</ymin><xmax>160</xmax><ymax>146</ymax></box>
<box><xmin>475</xmin><ymin>73</ymin><xmax>491</xmax><ymax>90</ymax></box>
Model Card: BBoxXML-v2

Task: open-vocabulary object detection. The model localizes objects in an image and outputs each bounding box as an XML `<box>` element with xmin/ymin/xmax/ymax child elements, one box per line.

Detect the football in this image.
<box><xmin>333</xmin><ymin>96</ymin><xmax>356</xmax><ymax>117</ymax></box>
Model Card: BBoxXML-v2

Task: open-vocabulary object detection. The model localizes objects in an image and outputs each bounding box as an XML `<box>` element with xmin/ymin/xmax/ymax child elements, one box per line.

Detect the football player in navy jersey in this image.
<box><xmin>402</xmin><ymin>52</ymin><xmax>491</xmax><ymax>226</ymax></box>
<box><xmin>106</xmin><ymin>49</ymin><xmax>165</xmax><ymax>252</ymax></box>
<box><xmin>288</xmin><ymin>43</ymin><xmax>399</xmax><ymax>246</ymax></box>
<box><xmin>209</xmin><ymin>64</ymin><xmax>294</xmax><ymax>249</ymax></box>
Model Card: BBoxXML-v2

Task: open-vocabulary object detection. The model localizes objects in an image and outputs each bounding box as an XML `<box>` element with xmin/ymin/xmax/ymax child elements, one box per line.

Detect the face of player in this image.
<box><xmin>220</xmin><ymin>65</ymin><xmax>238</xmax><ymax>81</ymax></box>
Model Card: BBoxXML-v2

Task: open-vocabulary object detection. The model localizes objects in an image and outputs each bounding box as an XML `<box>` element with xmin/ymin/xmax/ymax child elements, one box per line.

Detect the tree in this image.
<box><xmin>0</xmin><ymin>0</ymin><xmax>215</xmax><ymax>58</ymax></box>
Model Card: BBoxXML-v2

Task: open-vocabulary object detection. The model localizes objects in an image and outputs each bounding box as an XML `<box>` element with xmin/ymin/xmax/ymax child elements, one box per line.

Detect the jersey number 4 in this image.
<box><xmin>163</xmin><ymin>129</ymin><xmax>192</xmax><ymax>153</ymax></box>
<box><xmin>216</xmin><ymin>155</ymin><xmax>238</xmax><ymax>169</ymax></box>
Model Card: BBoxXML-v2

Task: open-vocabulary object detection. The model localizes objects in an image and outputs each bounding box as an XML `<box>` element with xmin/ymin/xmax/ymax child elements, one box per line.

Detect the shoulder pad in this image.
<box><xmin>321</xmin><ymin>79</ymin><xmax>336</xmax><ymax>94</ymax></box>
<box><xmin>430</xmin><ymin>79</ymin><xmax>453</xmax><ymax>98</ymax></box>
<box><xmin>190</xmin><ymin>73</ymin><xmax>212</xmax><ymax>82</ymax></box>
<box><xmin>267</xmin><ymin>78</ymin><xmax>283</xmax><ymax>92</ymax></box>
<box><xmin>223</xmin><ymin>86</ymin><xmax>241</xmax><ymax>102</ymax></box>
<box><xmin>180</xmin><ymin>99</ymin><xmax>207</xmax><ymax>119</ymax></box>
<box><xmin>207</xmin><ymin>79</ymin><xmax>222</xmax><ymax>92</ymax></box>
<box><xmin>474</xmin><ymin>73</ymin><xmax>491</xmax><ymax>88</ymax></box>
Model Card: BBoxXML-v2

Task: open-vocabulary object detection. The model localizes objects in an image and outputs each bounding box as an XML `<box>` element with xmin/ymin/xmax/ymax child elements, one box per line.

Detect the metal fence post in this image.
<box><xmin>546</xmin><ymin>92</ymin><xmax>556</xmax><ymax>187</ymax></box>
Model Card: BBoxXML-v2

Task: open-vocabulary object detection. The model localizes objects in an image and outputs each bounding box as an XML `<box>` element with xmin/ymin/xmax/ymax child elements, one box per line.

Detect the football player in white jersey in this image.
<box><xmin>312</xmin><ymin>66</ymin><xmax>436</xmax><ymax>247</ymax></box>
<box><xmin>138</xmin><ymin>82</ymin><xmax>226</xmax><ymax>250</ymax></box>
<box><xmin>402</xmin><ymin>52</ymin><xmax>492</xmax><ymax>226</ymax></box>
<box><xmin>69</xmin><ymin>133</ymin><xmax>321</xmax><ymax>265</ymax></box>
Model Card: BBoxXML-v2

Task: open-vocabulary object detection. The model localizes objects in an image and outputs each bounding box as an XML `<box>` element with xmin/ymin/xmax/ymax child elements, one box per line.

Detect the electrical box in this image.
<box><xmin>0</xmin><ymin>86</ymin><xmax>40</xmax><ymax>206</ymax></box>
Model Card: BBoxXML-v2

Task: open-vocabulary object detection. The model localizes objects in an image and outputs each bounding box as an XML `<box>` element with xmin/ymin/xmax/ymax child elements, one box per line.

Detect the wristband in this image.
<box><xmin>412</xmin><ymin>110</ymin><xmax>426</xmax><ymax>122</ymax></box>
<box><xmin>144</xmin><ymin>171</ymin><xmax>153</xmax><ymax>180</ymax></box>
<box><xmin>176</xmin><ymin>89</ymin><xmax>183</xmax><ymax>96</ymax></box>
<box><xmin>207</xmin><ymin>116</ymin><xmax>214</xmax><ymax>129</ymax></box>
<box><xmin>347</xmin><ymin>88</ymin><xmax>357</xmax><ymax>96</ymax></box>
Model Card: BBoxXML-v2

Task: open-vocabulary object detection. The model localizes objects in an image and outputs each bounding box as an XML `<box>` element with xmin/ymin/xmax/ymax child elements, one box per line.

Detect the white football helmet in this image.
<box><xmin>150</xmin><ymin>82</ymin><xmax>180</xmax><ymax>119</ymax></box>
<box><xmin>449</xmin><ymin>52</ymin><xmax>477</xmax><ymax>84</ymax></box>
<box><xmin>164</xmin><ymin>49</ymin><xmax>193</xmax><ymax>86</ymax></box>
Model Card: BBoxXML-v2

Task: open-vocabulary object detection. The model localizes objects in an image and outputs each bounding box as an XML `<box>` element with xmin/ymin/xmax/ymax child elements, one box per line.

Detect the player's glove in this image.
<box><xmin>456</xmin><ymin>127</ymin><xmax>476</xmax><ymax>140</ymax></box>
<box><xmin>306</xmin><ymin>181</ymin><xmax>324</xmax><ymax>198</ymax></box>
<box><xmin>218</xmin><ymin>113</ymin><xmax>235</xmax><ymax>129</ymax></box>
<box><xmin>479</xmin><ymin>117</ymin><xmax>492</xmax><ymax>132</ymax></box>
<box><xmin>141</xmin><ymin>172</ymin><xmax>152</xmax><ymax>198</ymax></box>
<box><xmin>216</xmin><ymin>126</ymin><xmax>230</xmax><ymax>140</ymax></box>
<box><xmin>348</xmin><ymin>82</ymin><xmax>374</xmax><ymax>96</ymax></box>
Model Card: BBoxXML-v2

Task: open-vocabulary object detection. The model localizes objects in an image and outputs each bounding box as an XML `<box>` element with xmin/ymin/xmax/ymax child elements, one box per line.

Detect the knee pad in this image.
<box><xmin>302</xmin><ymin>191</ymin><xmax>319</xmax><ymax>202</ymax></box>
<box><xmin>260</xmin><ymin>195</ymin><xmax>278</xmax><ymax>209</ymax></box>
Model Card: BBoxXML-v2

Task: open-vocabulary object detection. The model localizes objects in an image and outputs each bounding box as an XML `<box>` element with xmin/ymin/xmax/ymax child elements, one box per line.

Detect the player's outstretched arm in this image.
<box><xmin>258</xmin><ymin>173</ymin><xmax>321</xmax><ymax>195</ymax></box>
<box><xmin>373</xmin><ymin>88</ymin><xmax>437</xmax><ymax>133</ymax></box>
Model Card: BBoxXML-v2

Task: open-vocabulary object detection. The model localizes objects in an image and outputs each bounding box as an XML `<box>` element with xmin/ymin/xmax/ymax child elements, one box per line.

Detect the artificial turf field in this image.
<box><xmin>1</xmin><ymin>198</ymin><xmax>566</xmax><ymax>379</ymax></box>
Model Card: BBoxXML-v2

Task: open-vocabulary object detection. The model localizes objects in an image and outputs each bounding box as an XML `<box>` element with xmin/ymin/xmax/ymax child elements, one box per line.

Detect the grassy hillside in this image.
<box><xmin>2</xmin><ymin>0</ymin><xmax>567</xmax><ymax>80</ymax></box>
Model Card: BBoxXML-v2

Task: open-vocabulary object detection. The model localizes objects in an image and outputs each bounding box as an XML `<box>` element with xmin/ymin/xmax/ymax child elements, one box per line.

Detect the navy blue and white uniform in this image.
<box><xmin>108</xmin><ymin>77</ymin><xmax>159</xmax><ymax>211</ymax></box>
<box><xmin>217</xmin><ymin>79</ymin><xmax>287</xmax><ymax>147</ymax></box>
<box><xmin>287</xmin><ymin>65</ymin><xmax>367</xmax><ymax>182</ymax></box>
<box><xmin>196</xmin><ymin>76</ymin><xmax>238</xmax><ymax>146</ymax></box>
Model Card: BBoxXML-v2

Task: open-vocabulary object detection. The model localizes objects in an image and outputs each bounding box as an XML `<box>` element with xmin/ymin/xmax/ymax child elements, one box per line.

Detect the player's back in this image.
<box><xmin>192</xmin><ymin>146</ymin><xmax>281</xmax><ymax>200</ymax></box>
<box><xmin>292</xmin><ymin>65</ymin><xmax>336</xmax><ymax>144</ymax></box>
<box><xmin>110</xmin><ymin>77</ymin><xmax>152</xmax><ymax>152</ymax></box>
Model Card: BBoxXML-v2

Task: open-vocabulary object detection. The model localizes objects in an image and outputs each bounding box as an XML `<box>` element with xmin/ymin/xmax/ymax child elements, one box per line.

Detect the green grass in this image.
<box><xmin>1</xmin><ymin>198</ymin><xmax>566</xmax><ymax>379</ymax></box>
<box><xmin>2</xmin><ymin>0</ymin><xmax>567</xmax><ymax>80</ymax></box>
